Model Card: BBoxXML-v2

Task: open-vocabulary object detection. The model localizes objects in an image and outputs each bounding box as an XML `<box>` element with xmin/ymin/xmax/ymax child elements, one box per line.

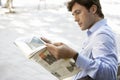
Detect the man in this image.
<box><xmin>41</xmin><ymin>0</ymin><xmax>118</xmax><ymax>80</ymax></box>
<box><xmin>0</xmin><ymin>0</ymin><xmax>1</xmax><ymax>6</ymax></box>
<box><xmin>3</xmin><ymin>0</ymin><xmax>15</xmax><ymax>13</ymax></box>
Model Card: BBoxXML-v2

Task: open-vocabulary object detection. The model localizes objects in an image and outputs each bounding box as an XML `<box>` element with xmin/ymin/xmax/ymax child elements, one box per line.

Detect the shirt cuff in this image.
<box><xmin>76</xmin><ymin>53</ymin><xmax>91</xmax><ymax>69</ymax></box>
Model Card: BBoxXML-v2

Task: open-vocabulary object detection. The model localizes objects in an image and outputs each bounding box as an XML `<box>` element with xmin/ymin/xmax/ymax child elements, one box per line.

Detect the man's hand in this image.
<box><xmin>41</xmin><ymin>37</ymin><xmax>77</xmax><ymax>59</ymax></box>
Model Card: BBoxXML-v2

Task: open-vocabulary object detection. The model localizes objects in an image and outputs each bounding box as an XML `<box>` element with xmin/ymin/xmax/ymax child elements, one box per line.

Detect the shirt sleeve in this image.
<box><xmin>75</xmin><ymin>33</ymin><xmax>118</xmax><ymax>79</ymax></box>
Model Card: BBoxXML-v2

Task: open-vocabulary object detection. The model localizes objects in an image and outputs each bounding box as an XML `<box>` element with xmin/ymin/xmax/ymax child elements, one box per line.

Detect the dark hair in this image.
<box><xmin>67</xmin><ymin>0</ymin><xmax>104</xmax><ymax>18</ymax></box>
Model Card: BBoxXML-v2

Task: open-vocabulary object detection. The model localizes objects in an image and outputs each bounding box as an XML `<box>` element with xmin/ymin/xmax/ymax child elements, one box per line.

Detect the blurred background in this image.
<box><xmin>0</xmin><ymin>0</ymin><xmax>120</xmax><ymax>80</ymax></box>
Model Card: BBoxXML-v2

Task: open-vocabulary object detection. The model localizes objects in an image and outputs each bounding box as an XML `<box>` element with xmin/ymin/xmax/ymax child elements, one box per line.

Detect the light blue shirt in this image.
<box><xmin>74</xmin><ymin>19</ymin><xmax>118</xmax><ymax>80</ymax></box>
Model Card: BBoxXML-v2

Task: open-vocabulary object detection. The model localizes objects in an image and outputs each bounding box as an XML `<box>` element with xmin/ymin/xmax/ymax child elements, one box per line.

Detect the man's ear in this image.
<box><xmin>90</xmin><ymin>5</ymin><xmax>97</xmax><ymax>14</ymax></box>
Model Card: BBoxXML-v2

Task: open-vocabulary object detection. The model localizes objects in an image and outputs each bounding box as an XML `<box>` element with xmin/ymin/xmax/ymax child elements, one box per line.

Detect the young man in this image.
<box><xmin>0</xmin><ymin>0</ymin><xmax>1</xmax><ymax>6</ymax></box>
<box><xmin>41</xmin><ymin>0</ymin><xmax>118</xmax><ymax>80</ymax></box>
<box><xmin>3</xmin><ymin>0</ymin><xmax>15</xmax><ymax>13</ymax></box>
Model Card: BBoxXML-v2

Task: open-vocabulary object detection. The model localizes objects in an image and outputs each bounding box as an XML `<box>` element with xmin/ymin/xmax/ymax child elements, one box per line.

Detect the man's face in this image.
<box><xmin>72</xmin><ymin>2</ymin><xmax>95</xmax><ymax>30</ymax></box>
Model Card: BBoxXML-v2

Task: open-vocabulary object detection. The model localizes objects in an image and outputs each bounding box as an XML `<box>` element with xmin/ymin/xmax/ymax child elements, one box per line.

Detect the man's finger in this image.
<box><xmin>46</xmin><ymin>43</ymin><xmax>56</xmax><ymax>50</ymax></box>
<box><xmin>41</xmin><ymin>37</ymin><xmax>51</xmax><ymax>43</ymax></box>
<box><xmin>45</xmin><ymin>43</ymin><xmax>58</xmax><ymax>58</ymax></box>
<box><xmin>53</xmin><ymin>42</ymin><xmax>63</xmax><ymax>46</ymax></box>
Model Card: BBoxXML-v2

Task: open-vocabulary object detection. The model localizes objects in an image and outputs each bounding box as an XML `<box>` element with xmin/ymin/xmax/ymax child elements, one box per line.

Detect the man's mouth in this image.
<box><xmin>78</xmin><ymin>23</ymin><xmax>82</xmax><ymax>27</ymax></box>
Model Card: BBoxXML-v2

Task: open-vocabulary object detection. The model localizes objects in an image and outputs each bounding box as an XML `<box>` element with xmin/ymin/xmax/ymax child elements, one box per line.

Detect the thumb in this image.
<box><xmin>45</xmin><ymin>43</ymin><xmax>57</xmax><ymax>52</ymax></box>
<box><xmin>45</xmin><ymin>43</ymin><xmax>58</xmax><ymax>58</ymax></box>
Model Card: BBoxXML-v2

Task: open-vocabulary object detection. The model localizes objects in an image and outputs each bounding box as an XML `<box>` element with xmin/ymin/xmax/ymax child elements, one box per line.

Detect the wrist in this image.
<box><xmin>73</xmin><ymin>52</ymin><xmax>78</xmax><ymax>61</ymax></box>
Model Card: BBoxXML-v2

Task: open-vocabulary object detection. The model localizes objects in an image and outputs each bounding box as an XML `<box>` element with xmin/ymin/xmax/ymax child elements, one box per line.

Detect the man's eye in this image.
<box><xmin>74</xmin><ymin>10</ymin><xmax>81</xmax><ymax>15</ymax></box>
<box><xmin>72</xmin><ymin>10</ymin><xmax>81</xmax><ymax>16</ymax></box>
<box><xmin>76</xmin><ymin>11</ymin><xmax>80</xmax><ymax>14</ymax></box>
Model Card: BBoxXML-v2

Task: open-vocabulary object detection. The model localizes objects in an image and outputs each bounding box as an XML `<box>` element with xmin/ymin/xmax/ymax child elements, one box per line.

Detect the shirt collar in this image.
<box><xmin>87</xmin><ymin>19</ymin><xmax>107</xmax><ymax>36</ymax></box>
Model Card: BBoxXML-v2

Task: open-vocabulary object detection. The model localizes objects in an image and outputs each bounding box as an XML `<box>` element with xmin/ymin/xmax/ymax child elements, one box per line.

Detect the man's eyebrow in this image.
<box><xmin>72</xmin><ymin>10</ymin><xmax>77</xmax><ymax>15</ymax></box>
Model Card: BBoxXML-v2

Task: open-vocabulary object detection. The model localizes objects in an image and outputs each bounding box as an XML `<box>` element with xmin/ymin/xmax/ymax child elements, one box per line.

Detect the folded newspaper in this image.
<box><xmin>14</xmin><ymin>36</ymin><xmax>80</xmax><ymax>80</ymax></box>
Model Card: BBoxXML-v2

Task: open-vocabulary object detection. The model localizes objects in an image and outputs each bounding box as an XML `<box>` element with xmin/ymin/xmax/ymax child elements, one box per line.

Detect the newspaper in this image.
<box><xmin>14</xmin><ymin>36</ymin><xmax>80</xmax><ymax>80</ymax></box>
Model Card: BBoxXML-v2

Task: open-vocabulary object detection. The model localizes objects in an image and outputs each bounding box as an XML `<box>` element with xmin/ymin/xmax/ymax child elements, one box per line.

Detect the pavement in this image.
<box><xmin>0</xmin><ymin>0</ymin><xmax>120</xmax><ymax>80</ymax></box>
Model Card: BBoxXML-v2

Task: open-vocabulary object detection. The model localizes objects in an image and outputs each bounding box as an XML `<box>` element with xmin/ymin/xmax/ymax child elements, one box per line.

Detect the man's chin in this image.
<box><xmin>80</xmin><ymin>27</ymin><xmax>86</xmax><ymax>31</ymax></box>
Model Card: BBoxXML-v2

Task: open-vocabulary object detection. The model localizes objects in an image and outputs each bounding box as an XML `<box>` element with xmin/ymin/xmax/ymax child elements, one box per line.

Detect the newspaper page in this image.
<box><xmin>14</xmin><ymin>36</ymin><xmax>46</xmax><ymax>58</ymax></box>
<box><xmin>31</xmin><ymin>50</ymin><xmax>80</xmax><ymax>80</ymax></box>
<box><xmin>14</xmin><ymin>36</ymin><xmax>80</xmax><ymax>80</ymax></box>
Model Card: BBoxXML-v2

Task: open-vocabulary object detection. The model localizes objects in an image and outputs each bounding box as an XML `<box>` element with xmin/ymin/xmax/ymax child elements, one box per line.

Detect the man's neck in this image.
<box><xmin>95</xmin><ymin>16</ymin><xmax>103</xmax><ymax>24</ymax></box>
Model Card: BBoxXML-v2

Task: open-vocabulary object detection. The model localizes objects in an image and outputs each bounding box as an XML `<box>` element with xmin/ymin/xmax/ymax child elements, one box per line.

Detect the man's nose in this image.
<box><xmin>74</xmin><ymin>16</ymin><xmax>79</xmax><ymax>22</ymax></box>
